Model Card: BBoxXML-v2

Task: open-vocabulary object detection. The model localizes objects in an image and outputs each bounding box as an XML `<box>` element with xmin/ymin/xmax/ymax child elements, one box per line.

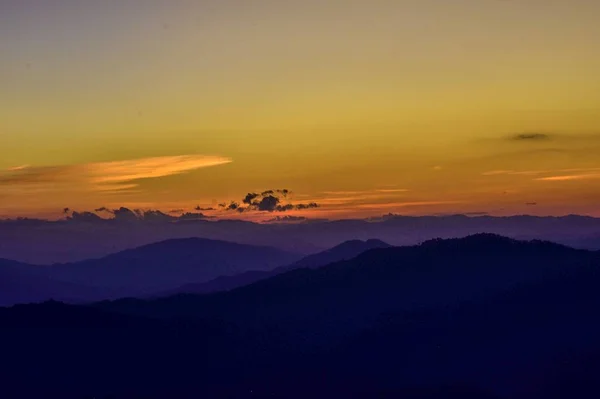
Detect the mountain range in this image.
<box><xmin>2</xmin><ymin>234</ymin><xmax>600</xmax><ymax>397</ymax></box>
<box><xmin>0</xmin><ymin>237</ymin><xmax>392</xmax><ymax>306</ymax></box>
<box><xmin>2</xmin><ymin>214</ymin><xmax>600</xmax><ymax>264</ymax></box>
<box><xmin>0</xmin><ymin>238</ymin><xmax>300</xmax><ymax>306</ymax></box>
<box><xmin>162</xmin><ymin>238</ymin><xmax>391</xmax><ymax>296</ymax></box>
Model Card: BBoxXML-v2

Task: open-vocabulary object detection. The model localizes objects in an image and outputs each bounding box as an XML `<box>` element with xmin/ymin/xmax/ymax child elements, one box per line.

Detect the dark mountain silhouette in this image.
<box><xmin>2</xmin><ymin>234</ymin><xmax>600</xmax><ymax>398</ymax></box>
<box><xmin>46</xmin><ymin>237</ymin><xmax>300</xmax><ymax>296</ymax></box>
<box><xmin>280</xmin><ymin>238</ymin><xmax>392</xmax><ymax>271</ymax></box>
<box><xmin>3</xmin><ymin>214</ymin><xmax>600</xmax><ymax>264</ymax></box>
<box><xmin>0</xmin><ymin>238</ymin><xmax>300</xmax><ymax>306</ymax></box>
<box><xmin>163</xmin><ymin>238</ymin><xmax>392</xmax><ymax>296</ymax></box>
<box><xmin>0</xmin><ymin>259</ymin><xmax>113</xmax><ymax>306</ymax></box>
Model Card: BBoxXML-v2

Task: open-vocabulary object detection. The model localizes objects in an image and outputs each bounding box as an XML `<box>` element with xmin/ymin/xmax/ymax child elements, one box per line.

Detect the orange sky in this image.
<box><xmin>1</xmin><ymin>1</ymin><xmax>599</xmax><ymax>220</ymax></box>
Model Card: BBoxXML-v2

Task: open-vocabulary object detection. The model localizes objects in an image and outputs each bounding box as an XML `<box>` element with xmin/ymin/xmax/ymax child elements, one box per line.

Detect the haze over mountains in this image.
<box><xmin>2</xmin><ymin>234</ymin><xmax>600</xmax><ymax>398</ymax></box>
<box><xmin>166</xmin><ymin>238</ymin><xmax>392</xmax><ymax>296</ymax></box>
<box><xmin>2</xmin><ymin>213</ymin><xmax>600</xmax><ymax>264</ymax></box>
<box><xmin>0</xmin><ymin>238</ymin><xmax>300</xmax><ymax>306</ymax></box>
<box><xmin>0</xmin><ymin>237</ymin><xmax>392</xmax><ymax>306</ymax></box>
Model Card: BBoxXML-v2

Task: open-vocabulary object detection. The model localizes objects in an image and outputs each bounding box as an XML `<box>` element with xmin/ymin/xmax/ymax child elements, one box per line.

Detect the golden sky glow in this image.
<box><xmin>1</xmin><ymin>1</ymin><xmax>599</xmax><ymax>219</ymax></box>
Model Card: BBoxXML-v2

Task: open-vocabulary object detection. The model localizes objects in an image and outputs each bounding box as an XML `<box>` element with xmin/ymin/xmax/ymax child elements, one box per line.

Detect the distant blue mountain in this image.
<box><xmin>163</xmin><ymin>238</ymin><xmax>392</xmax><ymax>296</ymax></box>
<box><xmin>0</xmin><ymin>238</ymin><xmax>300</xmax><ymax>305</ymax></box>
<box><xmin>0</xmin><ymin>259</ymin><xmax>111</xmax><ymax>306</ymax></box>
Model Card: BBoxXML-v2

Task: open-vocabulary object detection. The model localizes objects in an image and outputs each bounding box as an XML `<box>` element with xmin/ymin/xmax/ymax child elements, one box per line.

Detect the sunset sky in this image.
<box><xmin>1</xmin><ymin>0</ymin><xmax>599</xmax><ymax>220</ymax></box>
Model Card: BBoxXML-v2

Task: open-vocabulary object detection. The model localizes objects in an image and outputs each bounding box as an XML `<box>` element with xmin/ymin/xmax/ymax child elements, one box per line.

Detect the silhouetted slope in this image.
<box><xmin>101</xmin><ymin>234</ymin><xmax>595</xmax><ymax>325</ymax></box>
<box><xmin>3</xmin><ymin>234</ymin><xmax>600</xmax><ymax>398</ymax></box>
<box><xmin>280</xmin><ymin>238</ymin><xmax>391</xmax><ymax>271</ymax></box>
<box><xmin>0</xmin><ymin>238</ymin><xmax>300</xmax><ymax>306</ymax></box>
<box><xmin>0</xmin><ymin>259</ymin><xmax>111</xmax><ymax>306</ymax></box>
<box><xmin>44</xmin><ymin>237</ymin><xmax>300</xmax><ymax>295</ymax></box>
<box><xmin>166</xmin><ymin>238</ymin><xmax>392</xmax><ymax>296</ymax></box>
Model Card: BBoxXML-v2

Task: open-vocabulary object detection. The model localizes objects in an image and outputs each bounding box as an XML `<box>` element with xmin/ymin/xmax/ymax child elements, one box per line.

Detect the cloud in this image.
<box><xmin>525</xmin><ymin>202</ymin><xmax>537</xmax><ymax>206</ymax></box>
<box><xmin>243</xmin><ymin>193</ymin><xmax>260</xmax><ymax>205</ymax></box>
<box><xmin>256</xmin><ymin>195</ymin><xmax>280</xmax><ymax>211</ymax></box>
<box><xmin>142</xmin><ymin>210</ymin><xmax>176</xmax><ymax>222</ymax></box>
<box><xmin>64</xmin><ymin>207</ymin><xmax>212</xmax><ymax>223</ymax></box>
<box><xmin>464</xmin><ymin>212</ymin><xmax>490</xmax><ymax>216</ymax></box>
<box><xmin>265</xmin><ymin>215</ymin><xmax>307</xmax><ymax>223</ymax></box>
<box><xmin>177</xmin><ymin>212</ymin><xmax>210</xmax><ymax>220</ymax></box>
<box><xmin>195</xmin><ymin>206</ymin><xmax>215</xmax><ymax>211</ymax></box>
<box><xmin>510</xmin><ymin>133</ymin><xmax>551</xmax><ymax>141</ymax></box>
<box><xmin>535</xmin><ymin>173</ymin><xmax>600</xmax><ymax>182</ymax></box>
<box><xmin>112</xmin><ymin>207</ymin><xmax>139</xmax><ymax>222</ymax></box>
<box><xmin>6</xmin><ymin>165</ymin><xmax>30</xmax><ymax>171</ymax></box>
<box><xmin>294</xmin><ymin>202</ymin><xmax>319</xmax><ymax>210</ymax></box>
<box><xmin>376</xmin><ymin>189</ymin><xmax>409</xmax><ymax>193</ymax></box>
<box><xmin>67</xmin><ymin>211</ymin><xmax>104</xmax><ymax>223</ymax></box>
<box><xmin>0</xmin><ymin>154</ymin><xmax>232</xmax><ymax>195</ymax></box>
<box><xmin>223</xmin><ymin>189</ymin><xmax>319</xmax><ymax>213</ymax></box>
<box><xmin>482</xmin><ymin>170</ymin><xmax>547</xmax><ymax>176</ymax></box>
<box><xmin>484</xmin><ymin>167</ymin><xmax>600</xmax><ymax>179</ymax></box>
<box><xmin>355</xmin><ymin>200</ymin><xmax>461</xmax><ymax>209</ymax></box>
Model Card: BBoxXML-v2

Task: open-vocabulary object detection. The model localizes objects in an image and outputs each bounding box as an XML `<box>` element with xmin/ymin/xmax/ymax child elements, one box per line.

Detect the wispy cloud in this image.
<box><xmin>0</xmin><ymin>155</ymin><xmax>232</xmax><ymax>194</ymax></box>
<box><xmin>483</xmin><ymin>167</ymin><xmax>600</xmax><ymax>178</ymax></box>
<box><xmin>6</xmin><ymin>164</ymin><xmax>30</xmax><ymax>171</ymax></box>
<box><xmin>355</xmin><ymin>200</ymin><xmax>461</xmax><ymax>209</ymax></box>
<box><xmin>375</xmin><ymin>189</ymin><xmax>410</xmax><ymax>193</ymax></box>
<box><xmin>482</xmin><ymin>170</ymin><xmax>547</xmax><ymax>176</ymax></box>
<box><xmin>535</xmin><ymin>173</ymin><xmax>600</xmax><ymax>182</ymax></box>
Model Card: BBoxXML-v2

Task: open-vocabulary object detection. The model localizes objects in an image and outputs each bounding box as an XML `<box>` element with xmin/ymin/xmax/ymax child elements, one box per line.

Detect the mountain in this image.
<box><xmin>0</xmin><ymin>238</ymin><xmax>300</xmax><ymax>306</ymax></box>
<box><xmin>3</xmin><ymin>234</ymin><xmax>600</xmax><ymax>398</ymax></box>
<box><xmin>280</xmin><ymin>238</ymin><xmax>392</xmax><ymax>271</ymax></box>
<box><xmin>102</xmin><ymin>234</ymin><xmax>595</xmax><ymax>323</ymax></box>
<box><xmin>44</xmin><ymin>237</ymin><xmax>300</xmax><ymax>296</ymax></box>
<box><xmin>0</xmin><ymin>259</ymin><xmax>112</xmax><ymax>306</ymax></box>
<box><xmin>162</xmin><ymin>238</ymin><xmax>392</xmax><ymax>296</ymax></box>
<box><xmin>3</xmin><ymin>214</ymin><xmax>600</xmax><ymax>264</ymax></box>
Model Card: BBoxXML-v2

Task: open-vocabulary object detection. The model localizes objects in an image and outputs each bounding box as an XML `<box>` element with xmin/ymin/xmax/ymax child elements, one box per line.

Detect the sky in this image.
<box><xmin>1</xmin><ymin>0</ymin><xmax>599</xmax><ymax>220</ymax></box>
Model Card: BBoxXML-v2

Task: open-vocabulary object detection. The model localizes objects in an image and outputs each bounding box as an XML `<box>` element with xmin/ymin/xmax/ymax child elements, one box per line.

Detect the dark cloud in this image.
<box><xmin>295</xmin><ymin>203</ymin><xmax>319</xmax><ymax>210</ymax></box>
<box><xmin>195</xmin><ymin>206</ymin><xmax>215</xmax><ymax>211</ymax></box>
<box><xmin>68</xmin><ymin>211</ymin><xmax>103</xmax><ymax>223</ymax></box>
<box><xmin>68</xmin><ymin>207</ymin><xmax>214</xmax><ymax>223</ymax></box>
<box><xmin>256</xmin><ymin>195</ymin><xmax>280</xmax><ymax>211</ymax></box>
<box><xmin>464</xmin><ymin>212</ymin><xmax>490</xmax><ymax>216</ymax></box>
<box><xmin>63</xmin><ymin>207</ymin><xmax>70</xmax><ymax>214</ymax></box>
<box><xmin>222</xmin><ymin>189</ymin><xmax>318</xmax><ymax>213</ymax></box>
<box><xmin>142</xmin><ymin>210</ymin><xmax>176</xmax><ymax>222</ymax></box>
<box><xmin>112</xmin><ymin>207</ymin><xmax>139</xmax><ymax>222</ymax></box>
<box><xmin>525</xmin><ymin>202</ymin><xmax>538</xmax><ymax>206</ymax></box>
<box><xmin>243</xmin><ymin>193</ymin><xmax>260</xmax><ymax>205</ymax></box>
<box><xmin>218</xmin><ymin>201</ymin><xmax>240</xmax><ymax>210</ymax></box>
<box><xmin>510</xmin><ymin>133</ymin><xmax>551</xmax><ymax>141</ymax></box>
<box><xmin>177</xmin><ymin>212</ymin><xmax>210</xmax><ymax>220</ymax></box>
<box><xmin>275</xmin><ymin>204</ymin><xmax>294</xmax><ymax>212</ymax></box>
<box><xmin>261</xmin><ymin>189</ymin><xmax>289</xmax><ymax>197</ymax></box>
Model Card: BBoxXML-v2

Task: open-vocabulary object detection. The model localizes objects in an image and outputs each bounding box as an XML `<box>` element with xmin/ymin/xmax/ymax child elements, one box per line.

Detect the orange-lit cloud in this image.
<box><xmin>0</xmin><ymin>155</ymin><xmax>232</xmax><ymax>194</ymax></box>
<box><xmin>536</xmin><ymin>173</ymin><xmax>600</xmax><ymax>182</ymax></box>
